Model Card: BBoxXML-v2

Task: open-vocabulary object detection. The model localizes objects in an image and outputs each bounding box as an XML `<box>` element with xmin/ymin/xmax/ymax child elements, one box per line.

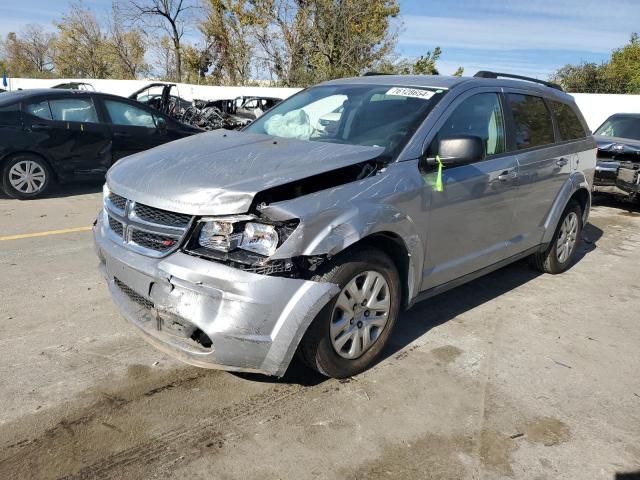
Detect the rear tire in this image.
<box><xmin>300</xmin><ymin>248</ymin><xmax>401</xmax><ymax>378</ymax></box>
<box><xmin>530</xmin><ymin>200</ymin><xmax>582</xmax><ymax>274</ymax></box>
<box><xmin>2</xmin><ymin>154</ymin><xmax>52</xmax><ymax>199</ymax></box>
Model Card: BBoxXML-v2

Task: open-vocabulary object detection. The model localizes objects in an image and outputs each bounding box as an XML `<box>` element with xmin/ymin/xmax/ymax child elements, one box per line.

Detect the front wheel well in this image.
<box><xmin>342</xmin><ymin>232</ymin><xmax>411</xmax><ymax>310</ymax></box>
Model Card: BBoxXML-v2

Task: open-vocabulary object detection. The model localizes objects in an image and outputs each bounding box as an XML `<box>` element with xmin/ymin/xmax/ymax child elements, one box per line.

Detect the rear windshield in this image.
<box><xmin>594</xmin><ymin>116</ymin><xmax>640</xmax><ymax>141</ymax></box>
<box><xmin>245</xmin><ymin>84</ymin><xmax>447</xmax><ymax>160</ymax></box>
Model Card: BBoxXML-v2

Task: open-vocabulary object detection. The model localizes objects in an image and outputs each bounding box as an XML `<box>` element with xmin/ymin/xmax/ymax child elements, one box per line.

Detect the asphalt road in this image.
<box><xmin>0</xmin><ymin>184</ymin><xmax>639</xmax><ymax>480</ymax></box>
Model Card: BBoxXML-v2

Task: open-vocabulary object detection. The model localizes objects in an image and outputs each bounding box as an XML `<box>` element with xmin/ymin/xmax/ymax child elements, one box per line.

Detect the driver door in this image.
<box><xmin>421</xmin><ymin>89</ymin><xmax>521</xmax><ymax>290</ymax></box>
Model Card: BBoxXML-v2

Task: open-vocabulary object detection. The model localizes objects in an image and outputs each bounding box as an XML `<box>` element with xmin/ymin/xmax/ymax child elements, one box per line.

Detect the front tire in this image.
<box><xmin>300</xmin><ymin>248</ymin><xmax>401</xmax><ymax>378</ymax></box>
<box><xmin>2</xmin><ymin>154</ymin><xmax>52</xmax><ymax>199</ymax></box>
<box><xmin>530</xmin><ymin>200</ymin><xmax>582</xmax><ymax>274</ymax></box>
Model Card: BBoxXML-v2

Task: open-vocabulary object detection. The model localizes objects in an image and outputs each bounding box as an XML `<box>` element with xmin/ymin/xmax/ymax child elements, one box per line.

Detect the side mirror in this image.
<box><xmin>425</xmin><ymin>135</ymin><xmax>485</xmax><ymax>168</ymax></box>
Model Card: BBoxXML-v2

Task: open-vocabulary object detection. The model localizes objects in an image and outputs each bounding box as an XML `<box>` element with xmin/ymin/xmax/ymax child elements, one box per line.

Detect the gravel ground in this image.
<box><xmin>0</xmin><ymin>184</ymin><xmax>639</xmax><ymax>480</ymax></box>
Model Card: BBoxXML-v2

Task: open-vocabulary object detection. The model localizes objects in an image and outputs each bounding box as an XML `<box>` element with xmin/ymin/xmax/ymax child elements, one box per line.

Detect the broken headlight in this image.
<box><xmin>195</xmin><ymin>217</ymin><xmax>296</xmax><ymax>258</ymax></box>
<box><xmin>239</xmin><ymin>222</ymin><xmax>279</xmax><ymax>256</ymax></box>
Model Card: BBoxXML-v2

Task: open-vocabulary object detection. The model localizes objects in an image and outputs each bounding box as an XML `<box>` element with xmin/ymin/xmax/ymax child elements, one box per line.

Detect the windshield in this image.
<box><xmin>245</xmin><ymin>84</ymin><xmax>446</xmax><ymax>160</ymax></box>
<box><xmin>594</xmin><ymin>116</ymin><xmax>640</xmax><ymax>141</ymax></box>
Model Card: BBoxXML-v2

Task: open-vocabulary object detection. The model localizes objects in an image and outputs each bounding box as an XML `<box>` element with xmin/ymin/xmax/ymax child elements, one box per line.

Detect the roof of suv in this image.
<box><xmin>321</xmin><ymin>74</ymin><xmax>575</xmax><ymax>103</ymax></box>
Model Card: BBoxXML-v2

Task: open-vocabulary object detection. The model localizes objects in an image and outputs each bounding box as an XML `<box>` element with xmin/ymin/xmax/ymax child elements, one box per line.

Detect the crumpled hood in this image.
<box><xmin>595</xmin><ymin>135</ymin><xmax>640</xmax><ymax>155</ymax></box>
<box><xmin>107</xmin><ymin>130</ymin><xmax>384</xmax><ymax>215</ymax></box>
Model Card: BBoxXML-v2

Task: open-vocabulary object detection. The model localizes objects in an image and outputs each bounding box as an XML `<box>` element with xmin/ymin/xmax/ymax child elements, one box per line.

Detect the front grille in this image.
<box><xmin>131</xmin><ymin>230</ymin><xmax>178</xmax><ymax>251</ymax></box>
<box><xmin>108</xmin><ymin>216</ymin><xmax>124</xmax><ymax>237</ymax></box>
<box><xmin>114</xmin><ymin>277</ymin><xmax>154</xmax><ymax>310</ymax></box>
<box><xmin>109</xmin><ymin>192</ymin><xmax>127</xmax><ymax>211</ymax></box>
<box><xmin>239</xmin><ymin>261</ymin><xmax>292</xmax><ymax>276</ymax></box>
<box><xmin>134</xmin><ymin>203</ymin><xmax>191</xmax><ymax>228</ymax></box>
<box><xmin>104</xmin><ymin>193</ymin><xmax>193</xmax><ymax>258</ymax></box>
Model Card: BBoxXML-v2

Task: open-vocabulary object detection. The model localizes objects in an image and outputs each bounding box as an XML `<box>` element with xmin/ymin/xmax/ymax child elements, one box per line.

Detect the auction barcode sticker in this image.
<box><xmin>385</xmin><ymin>87</ymin><xmax>436</xmax><ymax>100</ymax></box>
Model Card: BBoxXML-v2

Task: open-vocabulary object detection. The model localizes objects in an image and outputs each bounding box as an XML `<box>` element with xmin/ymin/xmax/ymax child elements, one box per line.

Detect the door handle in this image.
<box><xmin>498</xmin><ymin>170</ymin><xmax>517</xmax><ymax>182</ymax></box>
<box><xmin>31</xmin><ymin>123</ymin><xmax>51</xmax><ymax>131</ymax></box>
<box><xmin>556</xmin><ymin>158</ymin><xmax>568</xmax><ymax>167</ymax></box>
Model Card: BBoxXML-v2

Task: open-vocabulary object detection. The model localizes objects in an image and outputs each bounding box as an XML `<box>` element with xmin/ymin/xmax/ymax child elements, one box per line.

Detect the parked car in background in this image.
<box><xmin>592</xmin><ymin>113</ymin><xmax>640</xmax><ymax>202</ymax></box>
<box><xmin>52</xmin><ymin>82</ymin><xmax>96</xmax><ymax>91</ymax></box>
<box><xmin>94</xmin><ymin>71</ymin><xmax>596</xmax><ymax>379</ymax></box>
<box><xmin>129</xmin><ymin>82</ymin><xmax>191</xmax><ymax>117</ymax></box>
<box><xmin>0</xmin><ymin>89</ymin><xmax>202</xmax><ymax>199</ymax></box>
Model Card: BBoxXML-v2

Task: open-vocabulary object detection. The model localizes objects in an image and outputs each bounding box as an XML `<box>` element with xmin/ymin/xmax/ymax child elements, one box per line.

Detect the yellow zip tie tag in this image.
<box><xmin>81</xmin><ymin>123</ymin><xmax>84</xmax><ymax>132</ymax></box>
<box><xmin>435</xmin><ymin>155</ymin><xmax>444</xmax><ymax>192</ymax></box>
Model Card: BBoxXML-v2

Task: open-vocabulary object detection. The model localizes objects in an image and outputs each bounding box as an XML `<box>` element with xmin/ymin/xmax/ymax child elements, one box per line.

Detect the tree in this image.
<box><xmin>550</xmin><ymin>33</ymin><xmax>640</xmax><ymax>93</ymax></box>
<box><xmin>452</xmin><ymin>66</ymin><xmax>464</xmax><ymax>77</ymax></box>
<box><xmin>2</xmin><ymin>25</ymin><xmax>55</xmax><ymax>77</ymax></box>
<box><xmin>199</xmin><ymin>0</ymin><xmax>258</xmax><ymax>85</ymax></box>
<box><xmin>53</xmin><ymin>4</ymin><xmax>111</xmax><ymax>78</ymax></box>
<box><xmin>128</xmin><ymin>0</ymin><xmax>195</xmax><ymax>82</ymax></box>
<box><xmin>411</xmin><ymin>47</ymin><xmax>441</xmax><ymax>75</ymax></box>
<box><xmin>107</xmin><ymin>4</ymin><xmax>149</xmax><ymax>79</ymax></box>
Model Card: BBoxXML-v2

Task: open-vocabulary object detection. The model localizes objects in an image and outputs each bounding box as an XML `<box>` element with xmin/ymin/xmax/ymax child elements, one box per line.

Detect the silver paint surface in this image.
<box><xmin>95</xmin><ymin>74</ymin><xmax>598</xmax><ymax>375</ymax></box>
<box><xmin>106</xmin><ymin>129</ymin><xmax>384</xmax><ymax>215</ymax></box>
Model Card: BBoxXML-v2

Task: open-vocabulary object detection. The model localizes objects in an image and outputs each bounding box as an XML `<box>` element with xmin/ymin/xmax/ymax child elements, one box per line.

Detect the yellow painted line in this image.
<box><xmin>0</xmin><ymin>226</ymin><xmax>92</xmax><ymax>241</ymax></box>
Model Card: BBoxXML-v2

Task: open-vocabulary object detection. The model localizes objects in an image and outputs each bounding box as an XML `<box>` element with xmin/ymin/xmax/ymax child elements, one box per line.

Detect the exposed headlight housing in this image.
<box><xmin>198</xmin><ymin>220</ymin><xmax>237</xmax><ymax>251</ymax></box>
<box><xmin>195</xmin><ymin>217</ymin><xmax>294</xmax><ymax>258</ymax></box>
<box><xmin>239</xmin><ymin>222</ymin><xmax>279</xmax><ymax>256</ymax></box>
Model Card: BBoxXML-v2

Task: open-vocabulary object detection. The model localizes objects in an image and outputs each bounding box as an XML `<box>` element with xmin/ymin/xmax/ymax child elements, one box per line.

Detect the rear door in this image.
<box><xmin>21</xmin><ymin>95</ymin><xmax>112</xmax><ymax>177</ymax></box>
<box><xmin>505</xmin><ymin>92</ymin><xmax>573</xmax><ymax>249</ymax></box>
<box><xmin>99</xmin><ymin>97</ymin><xmax>171</xmax><ymax>161</ymax></box>
<box><xmin>421</xmin><ymin>89</ymin><xmax>521</xmax><ymax>290</ymax></box>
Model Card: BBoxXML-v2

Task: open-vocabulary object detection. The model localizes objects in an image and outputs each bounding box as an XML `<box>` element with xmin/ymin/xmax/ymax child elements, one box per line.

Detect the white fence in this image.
<box><xmin>6</xmin><ymin>77</ymin><xmax>640</xmax><ymax>131</ymax></box>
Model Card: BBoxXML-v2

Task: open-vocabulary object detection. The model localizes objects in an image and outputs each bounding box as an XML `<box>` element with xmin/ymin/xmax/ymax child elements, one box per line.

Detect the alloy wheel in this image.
<box><xmin>556</xmin><ymin>211</ymin><xmax>579</xmax><ymax>263</ymax></box>
<box><xmin>330</xmin><ymin>270</ymin><xmax>391</xmax><ymax>359</ymax></box>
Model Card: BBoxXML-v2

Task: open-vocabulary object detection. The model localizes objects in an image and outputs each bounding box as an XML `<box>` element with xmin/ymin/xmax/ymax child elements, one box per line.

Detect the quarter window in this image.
<box><xmin>437</xmin><ymin>93</ymin><xmax>506</xmax><ymax>157</ymax></box>
<box><xmin>49</xmin><ymin>98</ymin><xmax>99</xmax><ymax>123</ymax></box>
<box><xmin>549</xmin><ymin>101</ymin><xmax>586</xmax><ymax>141</ymax></box>
<box><xmin>507</xmin><ymin>94</ymin><xmax>554</xmax><ymax>149</ymax></box>
<box><xmin>104</xmin><ymin>100</ymin><xmax>157</xmax><ymax>128</ymax></box>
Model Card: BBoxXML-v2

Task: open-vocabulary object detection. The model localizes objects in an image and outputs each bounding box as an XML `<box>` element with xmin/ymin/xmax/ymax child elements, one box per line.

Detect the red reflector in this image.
<box><xmin>162</xmin><ymin>239</ymin><xmax>175</xmax><ymax>247</ymax></box>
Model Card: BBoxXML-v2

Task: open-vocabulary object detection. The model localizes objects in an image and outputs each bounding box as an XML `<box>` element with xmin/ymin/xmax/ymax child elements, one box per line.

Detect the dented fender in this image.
<box><xmin>541</xmin><ymin>171</ymin><xmax>592</xmax><ymax>245</ymax></box>
<box><xmin>262</xmin><ymin>161</ymin><xmax>426</xmax><ymax>303</ymax></box>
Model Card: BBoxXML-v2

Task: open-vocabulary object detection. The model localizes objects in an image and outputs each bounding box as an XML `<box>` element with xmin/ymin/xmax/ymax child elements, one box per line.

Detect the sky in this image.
<box><xmin>1</xmin><ymin>0</ymin><xmax>639</xmax><ymax>80</ymax></box>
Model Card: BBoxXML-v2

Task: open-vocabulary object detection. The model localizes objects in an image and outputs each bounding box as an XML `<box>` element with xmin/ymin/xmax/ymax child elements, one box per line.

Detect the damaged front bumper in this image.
<box><xmin>93</xmin><ymin>211</ymin><xmax>339</xmax><ymax>376</ymax></box>
<box><xmin>593</xmin><ymin>160</ymin><xmax>640</xmax><ymax>197</ymax></box>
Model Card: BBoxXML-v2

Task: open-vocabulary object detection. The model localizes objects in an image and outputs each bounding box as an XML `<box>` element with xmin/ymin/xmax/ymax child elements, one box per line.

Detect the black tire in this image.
<box><xmin>530</xmin><ymin>200</ymin><xmax>583</xmax><ymax>274</ymax></box>
<box><xmin>2</xmin><ymin>154</ymin><xmax>52</xmax><ymax>199</ymax></box>
<box><xmin>300</xmin><ymin>247</ymin><xmax>401</xmax><ymax>378</ymax></box>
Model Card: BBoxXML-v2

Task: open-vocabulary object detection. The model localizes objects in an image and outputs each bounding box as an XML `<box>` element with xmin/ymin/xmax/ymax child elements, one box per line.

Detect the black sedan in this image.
<box><xmin>0</xmin><ymin>89</ymin><xmax>202</xmax><ymax>199</ymax></box>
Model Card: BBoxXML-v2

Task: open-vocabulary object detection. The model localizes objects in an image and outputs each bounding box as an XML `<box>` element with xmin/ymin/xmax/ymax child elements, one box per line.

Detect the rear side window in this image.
<box><xmin>104</xmin><ymin>99</ymin><xmax>157</xmax><ymax>128</ymax></box>
<box><xmin>49</xmin><ymin>98</ymin><xmax>99</xmax><ymax>123</ymax></box>
<box><xmin>507</xmin><ymin>94</ymin><xmax>554</xmax><ymax>150</ymax></box>
<box><xmin>549</xmin><ymin>101</ymin><xmax>586</xmax><ymax>140</ymax></box>
<box><xmin>24</xmin><ymin>100</ymin><xmax>53</xmax><ymax>120</ymax></box>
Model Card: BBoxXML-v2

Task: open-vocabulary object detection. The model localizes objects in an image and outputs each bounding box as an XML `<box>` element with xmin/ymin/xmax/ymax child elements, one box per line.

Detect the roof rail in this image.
<box><xmin>362</xmin><ymin>71</ymin><xmax>394</xmax><ymax>76</ymax></box>
<box><xmin>474</xmin><ymin>71</ymin><xmax>563</xmax><ymax>91</ymax></box>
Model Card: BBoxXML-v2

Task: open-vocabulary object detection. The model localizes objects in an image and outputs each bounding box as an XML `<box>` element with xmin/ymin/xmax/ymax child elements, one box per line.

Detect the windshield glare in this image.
<box><xmin>595</xmin><ymin>116</ymin><xmax>640</xmax><ymax>141</ymax></box>
<box><xmin>245</xmin><ymin>84</ymin><xmax>445</xmax><ymax>159</ymax></box>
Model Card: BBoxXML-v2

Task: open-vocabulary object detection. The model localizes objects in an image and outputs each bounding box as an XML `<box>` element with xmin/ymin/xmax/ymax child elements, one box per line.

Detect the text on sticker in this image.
<box><xmin>385</xmin><ymin>87</ymin><xmax>435</xmax><ymax>100</ymax></box>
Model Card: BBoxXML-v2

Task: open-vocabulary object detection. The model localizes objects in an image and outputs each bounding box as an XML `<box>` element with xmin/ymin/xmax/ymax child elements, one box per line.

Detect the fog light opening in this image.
<box><xmin>190</xmin><ymin>328</ymin><xmax>213</xmax><ymax>348</ymax></box>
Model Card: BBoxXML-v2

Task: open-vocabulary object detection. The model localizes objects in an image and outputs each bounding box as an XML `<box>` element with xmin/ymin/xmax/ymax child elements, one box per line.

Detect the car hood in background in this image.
<box><xmin>595</xmin><ymin>135</ymin><xmax>640</xmax><ymax>160</ymax></box>
<box><xmin>106</xmin><ymin>130</ymin><xmax>384</xmax><ymax>215</ymax></box>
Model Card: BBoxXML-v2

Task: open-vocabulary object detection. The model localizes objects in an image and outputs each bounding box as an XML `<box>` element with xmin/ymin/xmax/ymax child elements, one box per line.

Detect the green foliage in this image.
<box><xmin>551</xmin><ymin>33</ymin><xmax>640</xmax><ymax>93</ymax></box>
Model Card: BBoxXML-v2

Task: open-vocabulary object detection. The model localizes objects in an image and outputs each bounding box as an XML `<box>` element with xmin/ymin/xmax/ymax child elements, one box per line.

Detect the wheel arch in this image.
<box><xmin>541</xmin><ymin>173</ymin><xmax>592</xmax><ymax>245</ymax></box>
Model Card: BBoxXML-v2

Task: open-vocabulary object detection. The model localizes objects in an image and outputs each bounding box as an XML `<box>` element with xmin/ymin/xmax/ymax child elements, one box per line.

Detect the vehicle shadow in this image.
<box><xmin>0</xmin><ymin>180</ymin><xmax>103</xmax><ymax>200</ymax></box>
<box><xmin>593</xmin><ymin>193</ymin><xmax>640</xmax><ymax>213</ymax></box>
<box><xmin>243</xmin><ymin>225</ymin><xmax>603</xmax><ymax>386</ymax></box>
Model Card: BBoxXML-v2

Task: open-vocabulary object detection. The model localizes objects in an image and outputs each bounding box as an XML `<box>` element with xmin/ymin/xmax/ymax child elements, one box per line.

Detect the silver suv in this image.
<box><xmin>94</xmin><ymin>72</ymin><xmax>596</xmax><ymax>378</ymax></box>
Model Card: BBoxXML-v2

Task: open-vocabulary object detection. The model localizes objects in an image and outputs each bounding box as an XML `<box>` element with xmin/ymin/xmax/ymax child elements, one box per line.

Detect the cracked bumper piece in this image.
<box><xmin>93</xmin><ymin>213</ymin><xmax>339</xmax><ymax>376</ymax></box>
